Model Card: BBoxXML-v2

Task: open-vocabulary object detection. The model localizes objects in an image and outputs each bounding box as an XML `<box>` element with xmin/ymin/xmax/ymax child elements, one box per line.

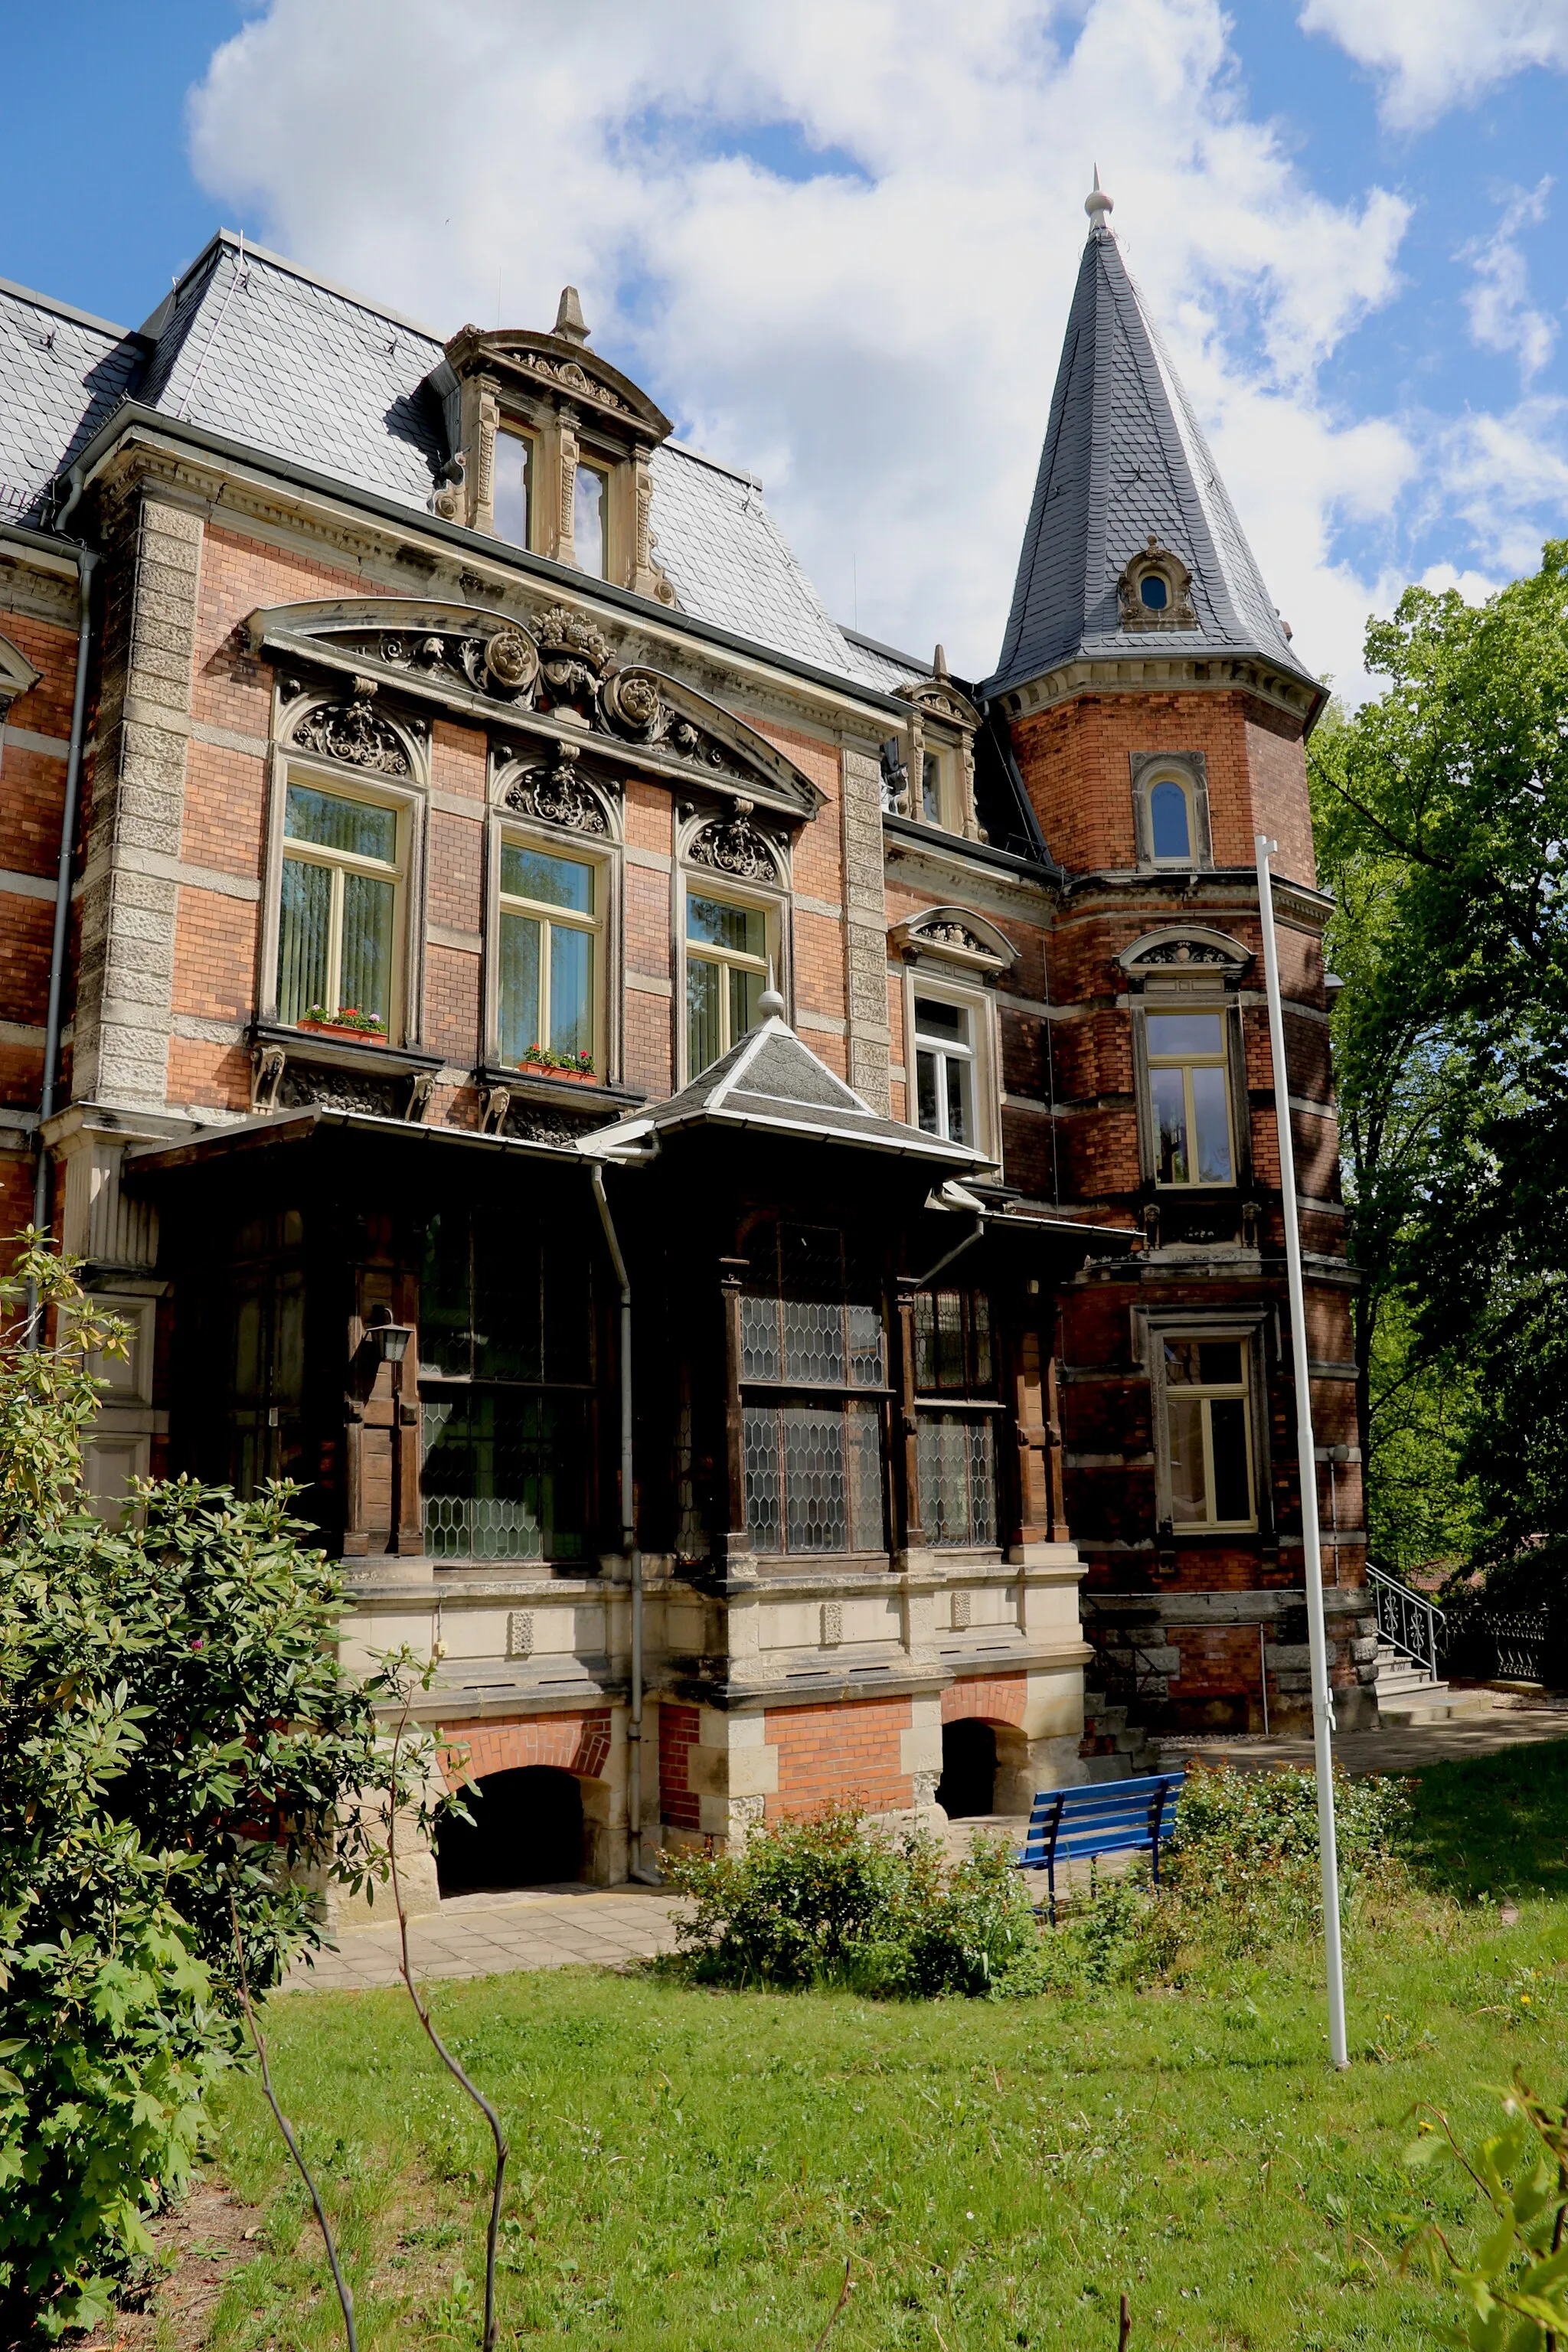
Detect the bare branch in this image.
<box><xmin>387</xmin><ymin>1697</ymin><xmax>509</xmax><ymax>2352</ymax></box>
<box><xmin>227</xmin><ymin>1889</ymin><xmax>358</xmax><ymax>2352</ymax></box>
<box><xmin>811</xmin><ymin>2256</ymin><xmax>852</xmax><ymax>2351</ymax></box>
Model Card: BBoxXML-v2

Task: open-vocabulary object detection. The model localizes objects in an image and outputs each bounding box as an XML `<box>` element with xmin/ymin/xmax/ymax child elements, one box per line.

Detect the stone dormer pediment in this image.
<box><xmin>244</xmin><ymin>596</ymin><xmax>825</xmax><ymax>822</ymax></box>
<box><xmin>1117</xmin><ymin>926</ymin><xmax>1251</xmax><ymax>991</ymax></box>
<box><xmin>441</xmin><ymin>323</ymin><xmax>672</xmax><ymax>447</ymax></box>
<box><xmin>890</xmin><ymin>904</ymin><xmax>1016</xmax><ymax>978</ymax></box>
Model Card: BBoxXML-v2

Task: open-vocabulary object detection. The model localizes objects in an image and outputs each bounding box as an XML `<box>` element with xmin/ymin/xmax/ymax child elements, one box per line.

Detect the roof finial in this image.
<box><xmin>554</xmin><ymin>286</ymin><xmax>590</xmax><ymax>345</ymax></box>
<box><xmin>1084</xmin><ymin>165</ymin><xmax>1113</xmax><ymax>233</ymax></box>
<box><xmin>933</xmin><ymin>642</ymin><xmax>949</xmax><ymax>680</ymax></box>
<box><xmin>758</xmin><ymin>959</ymin><xmax>786</xmax><ymax>1021</ymax></box>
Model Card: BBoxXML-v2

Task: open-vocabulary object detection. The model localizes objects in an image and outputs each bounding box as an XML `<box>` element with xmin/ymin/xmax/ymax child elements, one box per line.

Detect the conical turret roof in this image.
<box><xmin>985</xmin><ymin>216</ymin><xmax>1318</xmax><ymax>703</ymax></box>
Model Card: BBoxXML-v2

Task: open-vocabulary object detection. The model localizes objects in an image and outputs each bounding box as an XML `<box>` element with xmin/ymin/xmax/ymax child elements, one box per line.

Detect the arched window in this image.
<box><xmin>1148</xmin><ymin>778</ymin><xmax>1193</xmax><ymax>863</ymax></box>
<box><xmin>1139</xmin><ymin>573</ymin><xmax>1168</xmax><ymax>612</ymax></box>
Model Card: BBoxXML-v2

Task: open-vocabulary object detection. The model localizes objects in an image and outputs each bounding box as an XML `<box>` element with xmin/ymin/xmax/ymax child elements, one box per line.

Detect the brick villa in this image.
<box><xmin>0</xmin><ymin>182</ymin><xmax>1374</xmax><ymax>1891</ymax></box>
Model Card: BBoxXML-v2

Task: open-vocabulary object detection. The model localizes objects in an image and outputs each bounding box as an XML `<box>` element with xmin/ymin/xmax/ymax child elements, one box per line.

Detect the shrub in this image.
<box><xmin>1401</xmin><ymin>2076</ymin><xmax>1568</xmax><ymax>2347</ymax></box>
<box><xmin>0</xmin><ymin>1236</ymin><xmax>423</xmax><ymax>2338</ymax></box>
<box><xmin>1162</xmin><ymin>1759</ymin><xmax>1413</xmax><ymax>1951</ymax></box>
<box><xmin>662</xmin><ymin>1807</ymin><xmax>1050</xmax><ymax>1998</ymax></box>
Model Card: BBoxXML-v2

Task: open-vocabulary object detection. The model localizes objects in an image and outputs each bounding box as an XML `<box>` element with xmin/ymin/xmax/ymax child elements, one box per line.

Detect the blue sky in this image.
<box><xmin>4</xmin><ymin>0</ymin><xmax>1566</xmax><ymax>691</ymax></box>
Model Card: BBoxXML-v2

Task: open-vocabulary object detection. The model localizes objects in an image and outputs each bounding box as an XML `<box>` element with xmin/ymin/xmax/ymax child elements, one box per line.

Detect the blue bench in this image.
<box><xmin>1016</xmin><ymin>1772</ymin><xmax>1185</xmax><ymax>1922</ymax></box>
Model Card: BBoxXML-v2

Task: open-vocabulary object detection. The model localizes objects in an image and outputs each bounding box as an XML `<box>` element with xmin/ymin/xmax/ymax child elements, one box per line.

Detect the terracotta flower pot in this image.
<box><xmin>519</xmin><ymin>1059</ymin><xmax>596</xmax><ymax>1085</ymax></box>
<box><xmin>298</xmin><ymin>1019</ymin><xmax>389</xmax><ymax>1045</ymax></box>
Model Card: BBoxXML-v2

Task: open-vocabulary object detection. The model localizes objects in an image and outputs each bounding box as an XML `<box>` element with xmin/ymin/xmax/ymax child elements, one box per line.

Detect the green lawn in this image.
<box><xmin>196</xmin><ymin>1743</ymin><xmax>1568</xmax><ymax>2351</ymax></box>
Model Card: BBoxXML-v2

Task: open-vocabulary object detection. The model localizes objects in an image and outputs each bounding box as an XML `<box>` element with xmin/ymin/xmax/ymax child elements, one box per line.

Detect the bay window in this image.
<box><xmin>686</xmin><ymin>890</ymin><xmax>769</xmax><ymax>1077</ymax></box>
<box><xmin>740</xmin><ymin>1221</ymin><xmax>887</xmax><ymax>1557</ymax></box>
<box><xmin>1161</xmin><ymin>1334</ymin><xmax>1255</xmax><ymax>1530</ymax></box>
<box><xmin>498</xmin><ymin>840</ymin><xmax>600</xmax><ymax>1071</ymax></box>
<box><xmin>913</xmin><ymin>1287</ymin><xmax>998</xmax><ymax>1547</ymax></box>
<box><xmin>276</xmin><ymin>779</ymin><xmax>403</xmax><ymax>1034</ymax></box>
<box><xmin>1147</xmin><ymin>1008</ymin><xmax>1234</xmax><ymax>1186</ymax></box>
<box><xmin>419</xmin><ymin>1206</ymin><xmax>595</xmax><ymax>1563</ymax></box>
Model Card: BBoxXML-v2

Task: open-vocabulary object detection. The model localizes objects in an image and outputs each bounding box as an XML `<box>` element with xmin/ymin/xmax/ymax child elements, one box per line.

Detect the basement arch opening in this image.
<box><xmin>935</xmin><ymin>1718</ymin><xmax>998</xmax><ymax>1818</ymax></box>
<box><xmin>434</xmin><ymin>1763</ymin><xmax>586</xmax><ymax>1893</ymax></box>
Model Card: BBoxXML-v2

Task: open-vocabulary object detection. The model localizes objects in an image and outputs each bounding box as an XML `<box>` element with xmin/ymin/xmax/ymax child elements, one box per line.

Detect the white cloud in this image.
<box><xmin>1435</xmin><ymin>395</ymin><xmax>1568</xmax><ymax>573</ymax></box>
<box><xmin>1298</xmin><ymin>0</ymin><xmax>1568</xmax><ymax>129</ymax></box>
<box><xmin>188</xmin><ymin>0</ymin><xmax>1421</xmax><ymax>691</ymax></box>
<box><xmin>1459</xmin><ymin>178</ymin><xmax>1557</xmax><ymax>384</ymax></box>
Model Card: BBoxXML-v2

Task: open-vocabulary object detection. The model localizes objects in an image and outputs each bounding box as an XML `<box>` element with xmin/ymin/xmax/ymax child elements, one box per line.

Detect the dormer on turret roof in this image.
<box><xmin>426</xmin><ymin>286</ymin><xmax>678</xmax><ymax>604</ymax></box>
<box><xmin>985</xmin><ymin>179</ymin><xmax>1324</xmax><ymax>727</ymax></box>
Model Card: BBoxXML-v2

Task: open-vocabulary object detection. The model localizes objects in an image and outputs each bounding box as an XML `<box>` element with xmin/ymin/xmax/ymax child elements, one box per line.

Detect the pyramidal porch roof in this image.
<box><xmin>583</xmin><ymin>1014</ymin><xmax>989</xmax><ymax>1167</ymax></box>
<box><xmin>985</xmin><ymin>205</ymin><xmax>1321</xmax><ymax>707</ymax></box>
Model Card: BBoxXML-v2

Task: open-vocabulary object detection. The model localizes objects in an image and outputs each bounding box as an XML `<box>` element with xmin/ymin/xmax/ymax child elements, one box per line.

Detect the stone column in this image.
<box><xmin>839</xmin><ymin>745</ymin><xmax>891</xmax><ymax>1112</ymax></box>
<box><xmin>75</xmin><ymin>489</ymin><xmax>204</xmax><ymax>1113</ymax></box>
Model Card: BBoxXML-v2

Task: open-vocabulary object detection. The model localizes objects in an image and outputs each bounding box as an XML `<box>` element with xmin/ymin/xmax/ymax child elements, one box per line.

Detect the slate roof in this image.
<box><xmin>0</xmin><ymin>279</ymin><xmax>145</xmax><ymax>525</ymax></box>
<box><xmin>985</xmin><ymin>223</ymin><xmax>1317</xmax><ymax>701</ymax></box>
<box><xmin>585</xmin><ymin>1014</ymin><xmax>986</xmax><ymax>1166</ymax></box>
<box><xmin>0</xmin><ymin>230</ymin><xmax>909</xmax><ymax>696</ymax></box>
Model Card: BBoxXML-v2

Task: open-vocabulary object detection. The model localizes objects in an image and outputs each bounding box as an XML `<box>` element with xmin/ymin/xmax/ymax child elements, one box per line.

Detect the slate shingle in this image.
<box><xmin>985</xmin><ymin>225</ymin><xmax>1314</xmax><ymax>700</ymax></box>
<box><xmin>0</xmin><ymin>279</ymin><xmax>142</xmax><ymax>524</ymax></box>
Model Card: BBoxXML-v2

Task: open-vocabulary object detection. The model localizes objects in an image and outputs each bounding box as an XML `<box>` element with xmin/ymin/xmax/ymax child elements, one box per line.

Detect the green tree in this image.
<box><xmin>0</xmin><ymin>1235</ymin><xmax>426</xmax><ymax>2336</ymax></box>
<box><xmin>1309</xmin><ymin>544</ymin><xmax>1568</xmax><ymax>1583</ymax></box>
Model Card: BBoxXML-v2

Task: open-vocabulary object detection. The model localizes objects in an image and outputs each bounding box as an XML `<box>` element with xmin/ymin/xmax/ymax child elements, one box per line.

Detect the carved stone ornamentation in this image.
<box><xmin>292</xmin><ymin>684</ymin><xmax>411</xmax><ymax>776</ymax></box>
<box><xmin>599</xmin><ymin>667</ymin><xmax>665</xmax><ymax>739</ymax></box>
<box><xmin>536</xmin><ymin>603</ymin><xmax>611</xmax><ymax>704</ymax></box>
<box><xmin>923</xmin><ymin>921</ymin><xmax>985</xmax><ymax>954</ymax></box>
<box><xmin>1137</xmin><ymin>941</ymin><xmax>1227</xmax><ymax>966</ymax></box>
<box><xmin>252</xmin><ymin>1043</ymin><xmax>287</xmax><ymax>1113</ymax></box>
<box><xmin>277</xmin><ymin>1064</ymin><xmax>408</xmax><ymax>1119</ymax></box>
<box><xmin>689</xmin><ymin>810</ymin><xmax>777</xmax><ymax>884</ymax></box>
<box><xmin>503</xmin><ymin>743</ymin><xmax>609</xmax><ymax>835</ymax></box>
<box><xmin>407</xmin><ymin>1070</ymin><xmax>436</xmax><ymax>1123</ymax></box>
<box><xmin>484</xmin><ymin>627</ymin><xmax>540</xmax><ymax>694</ymax></box>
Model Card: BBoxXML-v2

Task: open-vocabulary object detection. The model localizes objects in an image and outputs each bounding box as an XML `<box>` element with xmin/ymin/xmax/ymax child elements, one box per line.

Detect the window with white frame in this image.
<box><xmin>1161</xmin><ymin>1334</ymin><xmax>1256</xmax><ymax>1530</ymax></box>
<box><xmin>913</xmin><ymin>1286</ymin><xmax>999</xmax><ymax>1547</ymax></box>
<box><xmin>492</xmin><ymin>424</ymin><xmax>535</xmax><ymax>548</ymax></box>
<box><xmin>686</xmin><ymin>889</ymin><xmax>769</xmax><ymax>1076</ymax></box>
<box><xmin>277</xmin><ymin>779</ymin><xmax>404</xmax><ymax>1035</ymax></box>
<box><xmin>913</xmin><ymin>993</ymin><xmax>976</xmax><ymax>1145</ymax></box>
<box><xmin>498</xmin><ymin>839</ymin><xmax>601</xmax><ymax>1073</ymax></box>
<box><xmin>1146</xmin><ymin>1008</ymin><xmax>1234</xmax><ymax>1186</ymax></box>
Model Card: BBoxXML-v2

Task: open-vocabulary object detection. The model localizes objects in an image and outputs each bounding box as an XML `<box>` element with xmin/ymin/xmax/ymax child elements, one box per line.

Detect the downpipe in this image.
<box><xmin>589</xmin><ymin>1161</ymin><xmax>662</xmax><ymax>1886</ymax></box>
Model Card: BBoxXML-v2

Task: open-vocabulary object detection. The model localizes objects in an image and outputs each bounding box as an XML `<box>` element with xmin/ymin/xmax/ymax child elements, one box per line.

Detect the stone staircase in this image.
<box><xmin>1373</xmin><ymin>1641</ymin><xmax>1490</xmax><ymax>1726</ymax></box>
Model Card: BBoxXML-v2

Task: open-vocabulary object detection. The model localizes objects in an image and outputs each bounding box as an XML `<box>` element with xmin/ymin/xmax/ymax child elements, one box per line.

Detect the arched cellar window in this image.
<box><xmin>434</xmin><ymin>1765</ymin><xmax>585</xmax><ymax>1893</ymax></box>
<box><xmin>740</xmin><ymin>1221</ymin><xmax>887</xmax><ymax>1556</ymax></box>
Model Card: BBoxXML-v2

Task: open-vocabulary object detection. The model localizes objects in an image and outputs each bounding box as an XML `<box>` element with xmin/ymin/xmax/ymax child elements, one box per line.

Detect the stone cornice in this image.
<box><xmin>995</xmin><ymin>649</ymin><xmax>1327</xmax><ymax>733</ymax></box>
<box><xmin>71</xmin><ymin>411</ymin><xmax>915</xmax><ymax>735</ymax></box>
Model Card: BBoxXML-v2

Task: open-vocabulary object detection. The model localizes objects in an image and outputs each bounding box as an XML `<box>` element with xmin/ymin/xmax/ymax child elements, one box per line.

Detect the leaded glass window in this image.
<box><xmin>418</xmin><ymin>1207</ymin><xmax>595</xmax><ymax>1562</ymax></box>
<box><xmin>913</xmin><ymin>1285</ymin><xmax>999</xmax><ymax>1548</ymax></box>
<box><xmin>740</xmin><ymin>1221</ymin><xmax>887</xmax><ymax>1557</ymax></box>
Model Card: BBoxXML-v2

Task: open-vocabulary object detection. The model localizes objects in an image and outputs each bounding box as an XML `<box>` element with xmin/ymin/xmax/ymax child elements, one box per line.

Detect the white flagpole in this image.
<box><xmin>1256</xmin><ymin>834</ymin><xmax>1349</xmax><ymax>2072</ymax></box>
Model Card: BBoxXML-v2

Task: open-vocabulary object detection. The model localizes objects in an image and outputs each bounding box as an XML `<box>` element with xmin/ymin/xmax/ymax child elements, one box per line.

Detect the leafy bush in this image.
<box><xmin>1163</xmin><ymin>1759</ymin><xmax>1413</xmax><ymax>1950</ymax></box>
<box><xmin>0</xmin><ymin>1236</ymin><xmax>421</xmax><ymax>2338</ymax></box>
<box><xmin>662</xmin><ymin>1806</ymin><xmax>1050</xmax><ymax>1998</ymax></box>
<box><xmin>1401</xmin><ymin>2076</ymin><xmax>1568</xmax><ymax>2347</ymax></box>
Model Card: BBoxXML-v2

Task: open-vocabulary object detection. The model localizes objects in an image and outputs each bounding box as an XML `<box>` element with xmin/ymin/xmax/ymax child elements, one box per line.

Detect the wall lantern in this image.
<box><xmin>364</xmin><ymin>1305</ymin><xmax>413</xmax><ymax>1365</ymax></box>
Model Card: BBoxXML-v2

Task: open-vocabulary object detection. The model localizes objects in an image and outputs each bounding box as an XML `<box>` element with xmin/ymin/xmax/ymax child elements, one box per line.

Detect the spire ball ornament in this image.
<box><xmin>1085</xmin><ymin>165</ymin><xmax>1113</xmax><ymax>230</ymax></box>
<box><xmin>757</xmin><ymin>959</ymin><xmax>786</xmax><ymax>1021</ymax></box>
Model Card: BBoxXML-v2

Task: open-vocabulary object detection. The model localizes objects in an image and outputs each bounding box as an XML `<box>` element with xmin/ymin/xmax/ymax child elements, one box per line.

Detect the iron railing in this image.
<box><xmin>1367</xmin><ymin>1563</ymin><xmax>1443</xmax><ymax>1684</ymax></box>
<box><xmin>1445</xmin><ymin>1606</ymin><xmax>1552</xmax><ymax>1686</ymax></box>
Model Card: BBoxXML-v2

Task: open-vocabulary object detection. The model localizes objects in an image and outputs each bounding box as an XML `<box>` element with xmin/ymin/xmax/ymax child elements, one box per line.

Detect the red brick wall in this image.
<box><xmin>439</xmin><ymin>1707</ymin><xmax>612</xmax><ymax>1789</ymax></box>
<box><xmin>942</xmin><ymin>1674</ymin><xmax>1027</xmax><ymax>1726</ymax></box>
<box><xmin>658</xmin><ymin>1701</ymin><xmax>702</xmax><ymax>1831</ymax></box>
<box><xmin>764</xmin><ymin>1694</ymin><xmax>913</xmax><ymax>1818</ymax></box>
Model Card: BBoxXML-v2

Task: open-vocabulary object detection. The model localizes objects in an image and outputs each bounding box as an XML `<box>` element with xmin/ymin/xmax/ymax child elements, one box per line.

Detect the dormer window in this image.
<box><xmin>1139</xmin><ymin>573</ymin><xmax>1168</xmax><ymax>612</ymax></box>
<box><xmin>922</xmin><ymin>746</ymin><xmax>946</xmax><ymax>825</ymax></box>
<box><xmin>492</xmin><ymin>425</ymin><xmax>534</xmax><ymax>548</ymax></box>
<box><xmin>574</xmin><ymin>462</ymin><xmax>609</xmax><ymax>579</ymax></box>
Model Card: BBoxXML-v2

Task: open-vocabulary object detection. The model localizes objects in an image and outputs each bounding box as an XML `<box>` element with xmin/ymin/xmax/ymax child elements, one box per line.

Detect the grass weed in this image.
<box><xmin>187</xmin><ymin>1740</ymin><xmax>1568</xmax><ymax>2350</ymax></box>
